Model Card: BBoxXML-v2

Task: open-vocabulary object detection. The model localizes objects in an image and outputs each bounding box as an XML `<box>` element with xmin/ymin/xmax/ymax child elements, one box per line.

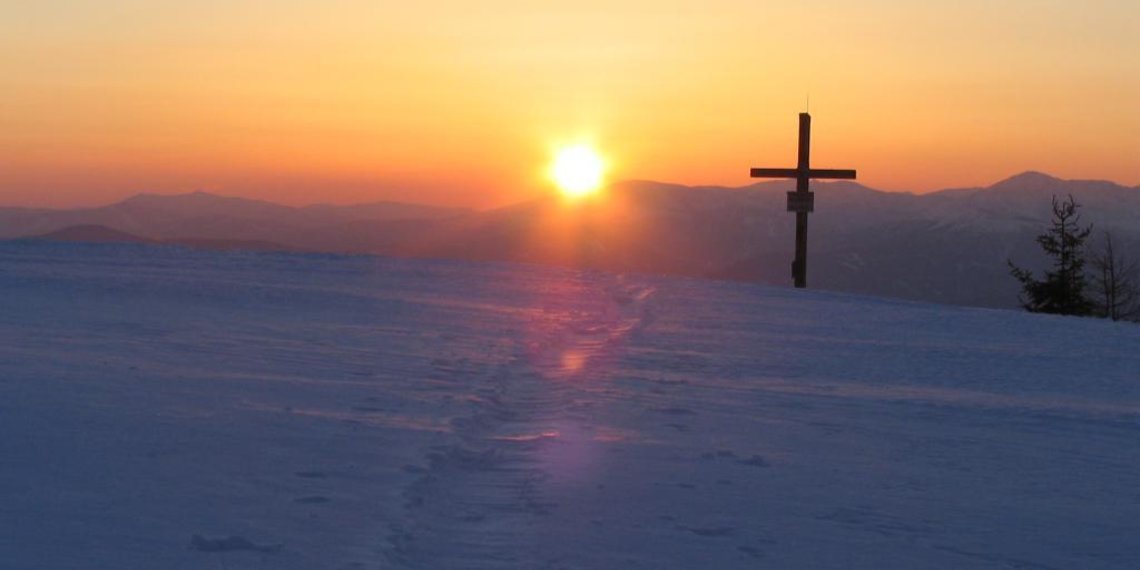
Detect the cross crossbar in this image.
<box><xmin>749</xmin><ymin>168</ymin><xmax>856</xmax><ymax>179</ymax></box>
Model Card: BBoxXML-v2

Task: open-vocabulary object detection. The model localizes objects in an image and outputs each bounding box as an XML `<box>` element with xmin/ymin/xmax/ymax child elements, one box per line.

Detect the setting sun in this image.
<box><xmin>551</xmin><ymin>146</ymin><xmax>605</xmax><ymax>198</ymax></box>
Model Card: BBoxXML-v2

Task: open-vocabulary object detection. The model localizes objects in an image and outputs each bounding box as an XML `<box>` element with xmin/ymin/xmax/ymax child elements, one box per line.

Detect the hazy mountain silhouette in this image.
<box><xmin>25</xmin><ymin>223</ymin><xmax>295</xmax><ymax>252</ymax></box>
<box><xmin>31</xmin><ymin>224</ymin><xmax>153</xmax><ymax>244</ymax></box>
<box><xmin>3</xmin><ymin>173</ymin><xmax>1138</xmax><ymax>309</ymax></box>
<box><xmin>710</xmin><ymin>173</ymin><xmax>1140</xmax><ymax>307</ymax></box>
<box><xmin>0</xmin><ymin>192</ymin><xmax>472</xmax><ymax>251</ymax></box>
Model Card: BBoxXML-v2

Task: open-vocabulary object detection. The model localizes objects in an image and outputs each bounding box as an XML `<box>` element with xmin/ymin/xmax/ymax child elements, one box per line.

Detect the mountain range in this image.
<box><xmin>4</xmin><ymin>171</ymin><xmax>1138</xmax><ymax>310</ymax></box>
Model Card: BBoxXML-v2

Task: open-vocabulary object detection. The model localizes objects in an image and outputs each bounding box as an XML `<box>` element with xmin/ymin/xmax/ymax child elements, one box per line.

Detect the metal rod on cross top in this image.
<box><xmin>750</xmin><ymin>113</ymin><xmax>856</xmax><ymax>288</ymax></box>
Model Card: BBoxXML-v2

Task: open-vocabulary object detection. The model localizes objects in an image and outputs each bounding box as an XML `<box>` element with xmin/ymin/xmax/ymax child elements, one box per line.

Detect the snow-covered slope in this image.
<box><xmin>1</xmin><ymin>242</ymin><xmax>1138</xmax><ymax>569</ymax></box>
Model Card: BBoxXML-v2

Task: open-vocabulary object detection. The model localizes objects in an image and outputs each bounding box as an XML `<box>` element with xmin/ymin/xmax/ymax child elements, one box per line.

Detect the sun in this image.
<box><xmin>551</xmin><ymin>145</ymin><xmax>605</xmax><ymax>197</ymax></box>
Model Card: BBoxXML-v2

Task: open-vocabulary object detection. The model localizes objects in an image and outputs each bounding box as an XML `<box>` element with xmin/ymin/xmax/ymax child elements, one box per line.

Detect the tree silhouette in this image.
<box><xmin>1008</xmin><ymin>195</ymin><xmax>1094</xmax><ymax>316</ymax></box>
<box><xmin>1091</xmin><ymin>232</ymin><xmax>1140</xmax><ymax>321</ymax></box>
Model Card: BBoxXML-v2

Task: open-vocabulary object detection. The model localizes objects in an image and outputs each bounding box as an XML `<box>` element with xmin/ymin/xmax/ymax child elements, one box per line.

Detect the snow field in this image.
<box><xmin>1</xmin><ymin>242</ymin><xmax>1138</xmax><ymax>569</ymax></box>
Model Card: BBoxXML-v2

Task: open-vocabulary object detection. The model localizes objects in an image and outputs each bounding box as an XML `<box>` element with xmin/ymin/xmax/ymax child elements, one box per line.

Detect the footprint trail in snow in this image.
<box><xmin>385</xmin><ymin>274</ymin><xmax>658</xmax><ymax>569</ymax></box>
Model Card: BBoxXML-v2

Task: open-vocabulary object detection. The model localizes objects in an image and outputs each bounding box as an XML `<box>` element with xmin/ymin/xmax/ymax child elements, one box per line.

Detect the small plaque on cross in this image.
<box><xmin>786</xmin><ymin>191</ymin><xmax>814</xmax><ymax>213</ymax></box>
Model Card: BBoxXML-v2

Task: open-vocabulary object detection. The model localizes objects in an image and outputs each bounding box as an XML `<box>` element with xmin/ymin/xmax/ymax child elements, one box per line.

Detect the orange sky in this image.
<box><xmin>3</xmin><ymin>1</ymin><xmax>1138</xmax><ymax>208</ymax></box>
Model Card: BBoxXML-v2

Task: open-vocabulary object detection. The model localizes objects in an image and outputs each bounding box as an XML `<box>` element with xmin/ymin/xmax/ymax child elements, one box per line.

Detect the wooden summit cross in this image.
<box><xmin>751</xmin><ymin>113</ymin><xmax>856</xmax><ymax>288</ymax></box>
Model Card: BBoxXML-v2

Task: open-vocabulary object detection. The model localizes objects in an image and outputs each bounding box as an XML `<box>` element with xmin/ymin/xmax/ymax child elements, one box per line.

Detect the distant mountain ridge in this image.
<box><xmin>28</xmin><ymin>224</ymin><xmax>296</xmax><ymax>252</ymax></box>
<box><xmin>4</xmin><ymin>172</ymin><xmax>1138</xmax><ymax>310</ymax></box>
<box><xmin>33</xmin><ymin>224</ymin><xmax>152</xmax><ymax>244</ymax></box>
<box><xmin>0</xmin><ymin>193</ymin><xmax>472</xmax><ymax>252</ymax></box>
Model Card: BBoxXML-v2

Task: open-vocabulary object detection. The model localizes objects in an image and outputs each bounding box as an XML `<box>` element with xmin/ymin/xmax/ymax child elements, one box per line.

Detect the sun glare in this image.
<box><xmin>551</xmin><ymin>145</ymin><xmax>605</xmax><ymax>197</ymax></box>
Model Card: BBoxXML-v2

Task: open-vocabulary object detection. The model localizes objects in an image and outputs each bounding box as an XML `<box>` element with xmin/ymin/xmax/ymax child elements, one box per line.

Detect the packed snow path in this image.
<box><xmin>2</xmin><ymin>242</ymin><xmax>1139</xmax><ymax>569</ymax></box>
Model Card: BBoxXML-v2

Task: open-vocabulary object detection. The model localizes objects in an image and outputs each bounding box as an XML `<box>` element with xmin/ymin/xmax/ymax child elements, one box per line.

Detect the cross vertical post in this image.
<box><xmin>750</xmin><ymin>113</ymin><xmax>856</xmax><ymax>288</ymax></box>
<box><xmin>793</xmin><ymin>113</ymin><xmax>811</xmax><ymax>288</ymax></box>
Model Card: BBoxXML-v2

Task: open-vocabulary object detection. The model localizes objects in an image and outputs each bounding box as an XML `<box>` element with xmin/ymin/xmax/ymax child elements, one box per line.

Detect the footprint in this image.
<box><xmin>679</xmin><ymin>526</ymin><xmax>736</xmax><ymax>537</ymax></box>
<box><xmin>737</xmin><ymin>546</ymin><xmax>764</xmax><ymax>559</ymax></box>
<box><xmin>738</xmin><ymin>455</ymin><xmax>769</xmax><ymax>468</ymax></box>
<box><xmin>190</xmin><ymin>534</ymin><xmax>281</xmax><ymax>553</ymax></box>
<box><xmin>294</xmin><ymin>496</ymin><xmax>331</xmax><ymax>504</ymax></box>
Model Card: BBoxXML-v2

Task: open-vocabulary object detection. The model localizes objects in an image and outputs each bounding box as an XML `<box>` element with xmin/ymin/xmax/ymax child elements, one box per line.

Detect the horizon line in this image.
<box><xmin>3</xmin><ymin>170</ymin><xmax>1138</xmax><ymax>212</ymax></box>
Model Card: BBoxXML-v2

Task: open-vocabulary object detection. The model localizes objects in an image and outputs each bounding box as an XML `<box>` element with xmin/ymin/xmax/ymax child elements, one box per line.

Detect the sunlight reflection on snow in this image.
<box><xmin>560</xmin><ymin>349</ymin><xmax>588</xmax><ymax>375</ymax></box>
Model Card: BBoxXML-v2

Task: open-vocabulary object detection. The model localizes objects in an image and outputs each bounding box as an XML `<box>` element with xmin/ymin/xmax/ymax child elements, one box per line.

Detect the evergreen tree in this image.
<box><xmin>1008</xmin><ymin>194</ymin><xmax>1094</xmax><ymax>315</ymax></box>
<box><xmin>1091</xmin><ymin>232</ymin><xmax>1140</xmax><ymax>322</ymax></box>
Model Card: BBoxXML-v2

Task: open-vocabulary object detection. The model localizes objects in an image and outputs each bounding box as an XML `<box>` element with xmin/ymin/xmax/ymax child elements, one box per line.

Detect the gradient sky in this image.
<box><xmin>3</xmin><ymin>0</ymin><xmax>1138</xmax><ymax>208</ymax></box>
